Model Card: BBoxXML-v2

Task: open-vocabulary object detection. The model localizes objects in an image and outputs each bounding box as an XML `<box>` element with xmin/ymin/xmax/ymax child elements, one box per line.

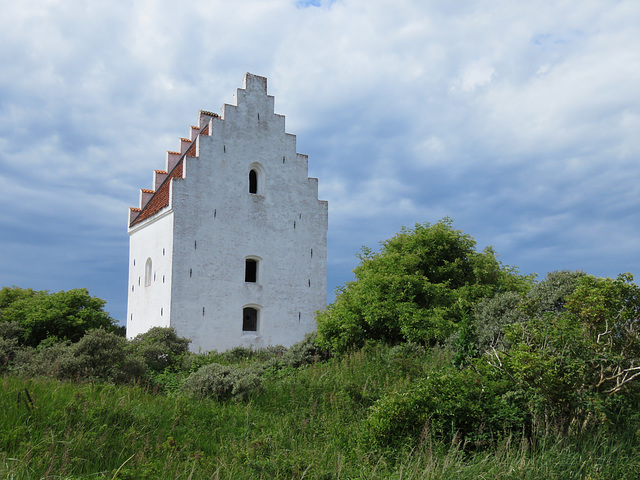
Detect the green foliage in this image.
<box><xmin>130</xmin><ymin>326</ymin><xmax>191</xmax><ymax>372</ymax></box>
<box><xmin>317</xmin><ymin>219</ymin><xmax>530</xmax><ymax>353</ymax></box>
<box><xmin>180</xmin><ymin>362</ymin><xmax>262</xmax><ymax>400</ymax></box>
<box><xmin>15</xmin><ymin>329</ymin><xmax>147</xmax><ymax>383</ymax></box>
<box><xmin>366</xmin><ymin>365</ymin><xmax>529</xmax><ymax>451</ymax></box>
<box><xmin>0</xmin><ymin>287</ymin><xmax>120</xmax><ymax>347</ymax></box>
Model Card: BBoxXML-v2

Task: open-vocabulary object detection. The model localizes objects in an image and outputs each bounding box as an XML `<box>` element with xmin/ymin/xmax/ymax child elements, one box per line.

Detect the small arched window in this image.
<box><xmin>144</xmin><ymin>258</ymin><xmax>152</xmax><ymax>287</ymax></box>
<box><xmin>243</xmin><ymin>307</ymin><xmax>258</xmax><ymax>332</ymax></box>
<box><xmin>249</xmin><ymin>169</ymin><xmax>258</xmax><ymax>194</ymax></box>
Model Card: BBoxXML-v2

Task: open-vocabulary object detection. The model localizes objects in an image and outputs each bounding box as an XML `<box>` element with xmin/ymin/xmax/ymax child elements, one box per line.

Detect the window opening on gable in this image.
<box><xmin>245</xmin><ymin>259</ymin><xmax>258</xmax><ymax>283</ymax></box>
<box><xmin>145</xmin><ymin>258</ymin><xmax>152</xmax><ymax>286</ymax></box>
<box><xmin>249</xmin><ymin>169</ymin><xmax>258</xmax><ymax>194</ymax></box>
<box><xmin>243</xmin><ymin>307</ymin><xmax>258</xmax><ymax>332</ymax></box>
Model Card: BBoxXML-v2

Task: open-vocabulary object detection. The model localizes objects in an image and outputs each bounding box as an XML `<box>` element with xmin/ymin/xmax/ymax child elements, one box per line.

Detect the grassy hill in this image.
<box><xmin>2</xmin><ymin>343</ymin><xmax>639</xmax><ymax>479</ymax></box>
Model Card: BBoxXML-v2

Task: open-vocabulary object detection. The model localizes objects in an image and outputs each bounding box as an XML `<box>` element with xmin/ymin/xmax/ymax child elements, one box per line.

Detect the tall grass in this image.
<box><xmin>1</xmin><ymin>345</ymin><xmax>639</xmax><ymax>479</ymax></box>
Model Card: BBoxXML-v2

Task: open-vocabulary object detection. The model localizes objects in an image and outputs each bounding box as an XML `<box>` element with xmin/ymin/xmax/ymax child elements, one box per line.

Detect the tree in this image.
<box><xmin>0</xmin><ymin>287</ymin><xmax>120</xmax><ymax>347</ymax></box>
<box><xmin>316</xmin><ymin>218</ymin><xmax>530</xmax><ymax>352</ymax></box>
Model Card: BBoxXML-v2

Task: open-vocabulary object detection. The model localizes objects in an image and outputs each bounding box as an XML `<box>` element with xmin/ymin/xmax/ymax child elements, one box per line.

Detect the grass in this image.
<box><xmin>1</xmin><ymin>344</ymin><xmax>639</xmax><ymax>479</ymax></box>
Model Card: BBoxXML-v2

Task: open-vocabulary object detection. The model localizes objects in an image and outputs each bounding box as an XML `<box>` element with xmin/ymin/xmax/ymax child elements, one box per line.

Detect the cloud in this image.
<box><xmin>1</xmin><ymin>0</ymin><xmax>639</xmax><ymax>321</ymax></box>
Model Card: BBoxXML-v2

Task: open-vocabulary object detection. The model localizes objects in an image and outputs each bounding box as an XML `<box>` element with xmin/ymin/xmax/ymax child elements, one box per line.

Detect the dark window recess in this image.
<box><xmin>161</xmin><ymin>308</ymin><xmax>163</xmax><ymax>316</ymax></box>
<box><xmin>293</xmin><ymin>221</ymin><xmax>296</xmax><ymax>229</ymax></box>
<box><xmin>223</xmin><ymin>145</ymin><xmax>226</xmax><ymax>153</ymax></box>
<box><xmin>283</xmin><ymin>156</ymin><xmax>285</xmax><ymax>164</ymax></box>
<box><xmin>131</xmin><ymin>285</ymin><xmax>134</xmax><ymax>292</ymax></box>
<box><xmin>245</xmin><ymin>259</ymin><xmax>257</xmax><ymax>282</ymax></box>
<box><xmin>130</xmin><ymin>314</ymin><xmax>133</xmax><ymax>321</ymax></box>
<box><xmin>163</xmin><ymin>275</ymin><xmax>165</xmax><ymax>283</ymax></box>
<box><xmin>133</xmin><ymin>259</ymin><xmax>136</xmax><ymax>266</ymax></box>
<box><xmin>214</xmin><ymin>209</ymin><xmax>217</xmax><ymax>218</ymax></box>
<box><xmin>190</xmin><ymin>268</ymin><xmax>192</xmax><ymax>278</ymax></box>
<box><xmin>138</xmin><ymin>277</ymin><xmax>141</xmax><ymax>286</ymax></box>
<box><xmin>194</xmin><ymin>240</ymin><xmax>197</xmax><ymax>250</ymax></box>
<box><xmin>308</xmin><ymin>279</ymin><xmax>311</xmax><ymax>287</ymax></box>
<box><xmin>203</xmin><ymin>307</ymin><xmax>205</xmax><ymax>316</ymax></box>
<box><xmin>298</xmin><ymin>312</ymin><xmax>301</xmax><ymax>322</ymax></box>
<box><xmin>311</xmin><ymin>249</ymin><xmax>313</xmax><ymax>258</ymax></box>
<box><xmin>153</xmin><ymin>272</ymin><xmax>156</xmax><ymax>281</ymax></box>
<box><xmin>243</xmin><ymin>307</ymin><xmax>258</xmax><ymax>332</ymax></box>
<box><xmin>249</xmin><ymin>169</ymin><xmax>258</xmax><ymax>194</ymax></box>
<box><xmin>163</xmin><ymin>248</ymin><xmax>165</xmax><ymax>256</ymax></box>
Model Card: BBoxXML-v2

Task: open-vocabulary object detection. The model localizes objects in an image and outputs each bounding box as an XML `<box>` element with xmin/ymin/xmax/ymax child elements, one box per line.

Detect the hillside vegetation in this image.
<box><xmin>2</xmin><ymin>219</ymin><xmax>640</xmax><ymax>479</ymax></box>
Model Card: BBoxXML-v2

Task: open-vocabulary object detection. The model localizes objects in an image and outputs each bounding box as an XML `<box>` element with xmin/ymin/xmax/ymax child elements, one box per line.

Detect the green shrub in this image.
<box><xmin>180</xmin><ymin>363</ymin><xmax>261</xmax><ymax>400</ymax></box>
<box><xmin>366</xmin><ymin>366</ymin><xmax>529</xmax><ymax>451</ymax></box>
<box><xmin>130</xmin><ymin>326</ymin><xmax>191</xmax><ymax>372</ymax></box>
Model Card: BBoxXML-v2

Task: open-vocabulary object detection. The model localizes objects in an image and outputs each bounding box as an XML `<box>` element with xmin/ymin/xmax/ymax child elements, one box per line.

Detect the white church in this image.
<box><xmin>126</xmin><ymin>73</ymin><xmax>328</xmax><ymax>352</ymax></box>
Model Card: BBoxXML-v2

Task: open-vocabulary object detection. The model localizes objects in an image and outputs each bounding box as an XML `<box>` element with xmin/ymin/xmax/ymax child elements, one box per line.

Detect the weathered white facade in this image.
<box><xmin>127</xmin><ymin>73</ymin><xmax>328</xmax><ymax>352</ymax></box>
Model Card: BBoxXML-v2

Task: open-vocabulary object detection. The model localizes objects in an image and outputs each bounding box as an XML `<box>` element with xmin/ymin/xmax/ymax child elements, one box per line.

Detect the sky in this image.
<box><xmin>1</xmin><ymin>0</ymin><xmax>639</xmax><ymax>323</ymax></box>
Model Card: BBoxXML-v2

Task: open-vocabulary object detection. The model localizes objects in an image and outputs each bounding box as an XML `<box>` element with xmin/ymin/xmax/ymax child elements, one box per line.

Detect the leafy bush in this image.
<box><xmin>366</xmin><ymin>365</ymin><xmax>529</xmax><ymax>451</ymax></box>
<box><xmin>316</xmin><ymin>219</ymin><xmax>531</xmax><ymax>353</ymax></box>
<box><xmin>180</xmin><ymin>363</ymin><xmax>261</xmax><ymax>400</ymax></box>
<box><xmin>13</xmin><ymin>329</ymin><xmax>146</xmax><ymax>383</ymax></box>
<box><xmin>130</xmin><ymin>327</ymin><xmax>191</xmax><ymax>372</ymax></box>
<box><xmin>0</xmin><ymin>287</ymin><xmax>120</xmax><ymax>347</ymax></box>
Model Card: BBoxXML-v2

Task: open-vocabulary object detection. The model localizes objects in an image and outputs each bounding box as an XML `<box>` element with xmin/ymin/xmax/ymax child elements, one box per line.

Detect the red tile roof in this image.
<box><xmin>129</xmin><ymin>124</ymin><xmax>209</xmax><ymax>227</ymax></box>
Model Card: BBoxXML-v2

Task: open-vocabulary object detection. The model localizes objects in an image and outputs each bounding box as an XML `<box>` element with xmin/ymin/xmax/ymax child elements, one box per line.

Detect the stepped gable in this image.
<box><xmin>129</xmin><ymin>124</ymin><xmax>209</xmax><ymax>227</ymax></box>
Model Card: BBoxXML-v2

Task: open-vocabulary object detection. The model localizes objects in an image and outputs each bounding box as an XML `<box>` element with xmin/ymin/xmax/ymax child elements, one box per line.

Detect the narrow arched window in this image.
<box><xmin>249</xmin><ymin>169</ymin><xmax>258</xmax><ymax>194</ymax></box>
<box><xmin>243</xmin><ymin>307</ymin><xmax>258</xmax><ymax>332</ymax></box>
<box><xmin>144</xmin><ymin>258</ymin><xmax>152</xmax><ymax>286</ymax></box>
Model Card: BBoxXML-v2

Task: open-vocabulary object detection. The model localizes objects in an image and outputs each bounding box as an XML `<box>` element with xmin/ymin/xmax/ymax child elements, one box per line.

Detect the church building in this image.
<box><xmin>126</xmin><ymin>73</ymin><xmax>328</xmax><ymax>352</ymax></box>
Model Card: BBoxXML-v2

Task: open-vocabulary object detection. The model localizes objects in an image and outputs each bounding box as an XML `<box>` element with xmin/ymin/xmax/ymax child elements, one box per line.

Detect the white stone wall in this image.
<box><xmin>126</xmin><ymin>211</ymin><xmax>174</xmax><ymax>338</ymax></box>
<box><xmin>127</xmin><ymin>73</ymin><xmax>327</xmax><ymax>352</ymax></box>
